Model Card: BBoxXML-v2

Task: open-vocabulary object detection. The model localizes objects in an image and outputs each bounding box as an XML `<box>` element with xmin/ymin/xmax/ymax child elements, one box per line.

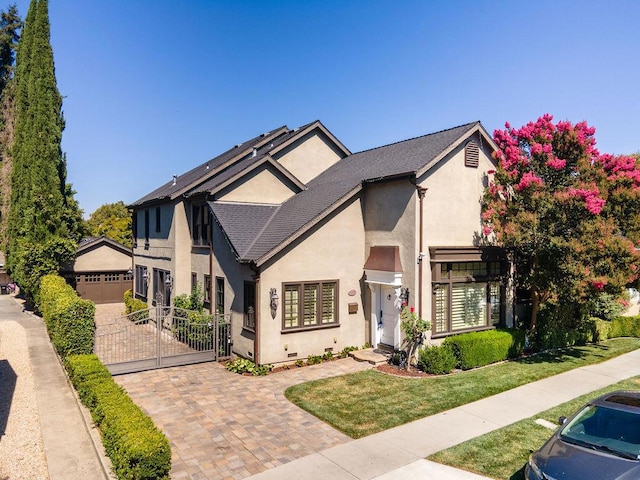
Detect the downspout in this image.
<box><xmin>209</xmin><ymin>236</ymin><xmax>213</xmax><ymax>314</ymax></box>
<box><xmin>417</xmin><ymin>187</ymin><xmax>427</xmax><ymax>319</ymax></box>
<box><xmin>249</xmin><ymin>263</ymin><xmax>260</xmax><ymax>365</ymax></box>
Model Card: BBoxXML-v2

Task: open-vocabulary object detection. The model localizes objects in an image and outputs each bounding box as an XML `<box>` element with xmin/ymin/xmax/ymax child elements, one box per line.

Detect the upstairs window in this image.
<box><xmin>144</xmin><ymin>209</ymin><xmax>150</xmax><ymax>246</ymax></box>
<box><xmin>192</xmin><ymin>204</ymin><xmax>211</xmax><ymax>246</ymax></box>
<box><xmin>155</xmin><ymin>207</ymin><xmax>161</xmax><ymax>233</ymax></box>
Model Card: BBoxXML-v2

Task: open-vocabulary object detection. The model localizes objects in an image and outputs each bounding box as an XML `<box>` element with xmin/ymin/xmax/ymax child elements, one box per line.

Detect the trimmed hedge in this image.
<box><xmin>417</xmin><ymin>343</ymin><xmax>457</xmax><ymax>375</ymax></box>
<box><xmin>608</xmin><ymin>315</ymin><xmax>640</xmax><ymax>338</ymax></box>
<box><xmin>443</xmin><ymin>329</ymin><xmax>525</xmax><ymax>370</ymax></box>
<box><xmin>40</xmin><ymin>274</ymin><xmax>95</xmax><ymax>356</ymax></box>
<box><xmin>64</xmin><ymin>355</ymin><xmax>171</xmax><ymax>480</ymax></box>
<box><xmin>124</xmin><ymin>289</ymin><xmax>149</xmax><ymax>321</ymax></box>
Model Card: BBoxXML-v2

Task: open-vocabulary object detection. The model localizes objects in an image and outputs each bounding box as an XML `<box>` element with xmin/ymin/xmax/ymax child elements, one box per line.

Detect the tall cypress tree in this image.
<box><xmin>6</xmin><ymin>0</ymin><xmax>82</xmax><ymax>304</ymax></box>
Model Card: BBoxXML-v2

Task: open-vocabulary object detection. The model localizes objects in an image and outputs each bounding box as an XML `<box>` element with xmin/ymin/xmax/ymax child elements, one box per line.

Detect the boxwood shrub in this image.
<box><xmin>124</xmin><ymin>289</ymin><xmax>149</xmax><ymax>321</ymax></box>
<box><xmin>417</xmin><ymin>344</ymin><xmax>457</xmax><ymax>375</ymax></box>
<box><xmin>608</xmin><ymin>315</ymin><xmax>640</xmax><ymax>338</ymax></box>
<box><xmin>443</xmin><ymin>328</ymin><xmax>525</xmax><ymax>370</ymax></box>
<box><xmin>40</xmin><ymin>274</ymin><xmax>95</xmax><ymax>356</ymax></box>
<box><xmin>64</xmin><ymin>355</ymin><xmax>171</xmax><ymax>480</ymax></box>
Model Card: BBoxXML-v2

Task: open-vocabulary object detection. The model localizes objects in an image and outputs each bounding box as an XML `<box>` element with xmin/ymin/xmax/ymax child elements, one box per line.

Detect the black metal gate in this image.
<box><xmin>95</xmin><ymin>294</ymin><xmax>232</xmax><ymax>375</ymax></box>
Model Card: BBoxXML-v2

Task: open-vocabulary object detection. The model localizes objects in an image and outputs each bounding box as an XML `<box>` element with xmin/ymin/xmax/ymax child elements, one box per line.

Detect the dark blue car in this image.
<box><xmin>526</xmin><ymin>390</ymin><xmax>640</xmax><ymax>480</ymax></box>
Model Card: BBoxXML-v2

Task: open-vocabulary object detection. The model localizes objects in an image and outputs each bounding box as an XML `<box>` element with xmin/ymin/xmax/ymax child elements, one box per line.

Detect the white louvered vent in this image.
<box><xmin>465</xmin><ymin>140</ymin><xmax>479</xmax><ymax>168</ymax></box>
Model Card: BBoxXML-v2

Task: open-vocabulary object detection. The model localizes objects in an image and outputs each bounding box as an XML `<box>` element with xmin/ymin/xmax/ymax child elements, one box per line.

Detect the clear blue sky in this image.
<box><xmin>8</xmin><ymin>0</ymin><xmax>640</xmax><ymax>217</ymax></box>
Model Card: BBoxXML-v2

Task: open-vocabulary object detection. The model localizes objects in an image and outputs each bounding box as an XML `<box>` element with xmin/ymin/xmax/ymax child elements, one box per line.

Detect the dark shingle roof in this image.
<box><xmin>130</xmin><ymin>126</ymin><xmax>288</xmax><ymax>206</ymax></box>
<box><xmin>215</xmin><ymin>121</ymin><xmax>482</xmax><ymax>264</ymax></box>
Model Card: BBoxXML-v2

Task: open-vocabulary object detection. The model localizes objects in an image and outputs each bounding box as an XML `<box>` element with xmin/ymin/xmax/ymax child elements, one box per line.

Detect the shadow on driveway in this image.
<box><xmin>0</xmin><ymin>359</ymin><xmax>17</xmax><ymax>439</ymax></box>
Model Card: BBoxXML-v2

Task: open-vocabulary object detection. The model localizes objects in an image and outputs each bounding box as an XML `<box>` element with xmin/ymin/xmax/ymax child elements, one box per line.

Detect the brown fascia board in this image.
<box><xmin>77</xmin><ymin>236</ymin><xmax>132</xmax><ymax>256</ymax></box>
<box><xmin>415</xmin><ymin>121</ymin><xmax>497</xmax><ymax>178</ymax></box>
<box><xmin>253</xmin><ymin>184</ymin><xmax>363</xmax><ymax>267</ymax></box>
<box><xmin>168</xmin><ymin>126</ymin><xmax>290</xmax><ymax>201</ymax></box>
<box><xmin>268</xmin><ymin>120</ymin><xmax>351</xmax><ymax>158</ymax></box>
<box><xmin>195</xmin><ymin>155</ymin><xmax>306</xmax><ymax>199</ymax></box>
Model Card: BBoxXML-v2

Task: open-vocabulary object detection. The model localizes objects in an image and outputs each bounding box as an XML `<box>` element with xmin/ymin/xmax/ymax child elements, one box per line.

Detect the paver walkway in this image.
<box><xmin>115</xmin><ymin>357</ymin><xmax>373</xmax><ymax>480</ymax></box>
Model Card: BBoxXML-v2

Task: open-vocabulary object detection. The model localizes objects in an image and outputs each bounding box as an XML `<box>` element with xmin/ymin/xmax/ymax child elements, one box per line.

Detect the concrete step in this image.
<box><xmin>349</xmin><ymin>347</ymin><xmax>389</xmax><ymax>366</ymax></box>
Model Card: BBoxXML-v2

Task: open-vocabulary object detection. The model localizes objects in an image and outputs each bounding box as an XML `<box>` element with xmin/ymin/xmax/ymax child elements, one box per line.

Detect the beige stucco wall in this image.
<box><xmin>363</xmin><ymin>180</ymin><xmax>418</xmax><ymax>294</ymax></box>
<box><xmin>418</xmin><ymin>131</ymin><xmax>497</xmax><ymax>322</ymax></box>
<box><xmin>276</xmin><ymin>131</ymin><xmax>344</xmax><ymax>184</ymax></box>
<box><xmin>420</xmin><ymin>133</ymin><xmax>494</xmax><ymax>246</ymax></box>
<box><xmin>256</xmin><ymin>197</ymin><xmax>366</xmax><ymax>365</ymax></box>
<box><xmin>172</xmin><ymin>202</ymin><xmax>192</xmax><ymax>294</ymax></box>
<box><xmin>131</xmin><ymin>202</ymin><xmax>176</xmax><ymax>300</ymax></box>
<box><xmin>72</xmin><ymin>245</ymin><xmax>131</xmax><ymax>272</ymax></box>
<box><xmin>217</xmin><ymin>165</ymin><xmax>298</xmax><ymax>204</ymax></box>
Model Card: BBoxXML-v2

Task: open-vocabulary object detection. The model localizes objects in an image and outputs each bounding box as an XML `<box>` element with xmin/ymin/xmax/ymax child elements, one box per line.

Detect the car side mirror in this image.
<box><xmin>558</xmin><ymin>416</ymin><xmax>567</xmax><ymax>425</ymax></box>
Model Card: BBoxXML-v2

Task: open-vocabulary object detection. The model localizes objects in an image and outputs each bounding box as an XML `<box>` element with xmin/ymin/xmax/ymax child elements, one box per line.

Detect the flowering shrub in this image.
<box><xmin>400</xmin><ymin>307</ymin><xmax>431</xmax><ymax>370</ymax></box>
<box><xmin>483</xmin><ymin>114</ymin><xmax>640</xmax><ymax>338</ymax></box>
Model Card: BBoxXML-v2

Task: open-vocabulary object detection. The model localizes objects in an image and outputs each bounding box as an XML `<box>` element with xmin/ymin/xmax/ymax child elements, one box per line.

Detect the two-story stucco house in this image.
<box><xmin>130</xmin><ymin>120</ymin><xmax>513</xmax><ymax>366</ymax></box>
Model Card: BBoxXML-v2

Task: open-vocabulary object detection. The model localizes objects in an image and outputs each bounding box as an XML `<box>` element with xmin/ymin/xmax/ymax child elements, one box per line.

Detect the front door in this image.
<box><xmin>380</xmin><ymin>285</ymin><xmax>398</xmax><ymax>347</ymax></box>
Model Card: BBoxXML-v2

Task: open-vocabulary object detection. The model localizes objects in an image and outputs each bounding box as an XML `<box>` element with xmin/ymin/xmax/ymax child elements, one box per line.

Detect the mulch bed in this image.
<box><xmin>375</xmin><ymin>363</ymin><xmax>431</xmax><ymax>378</ymax></box>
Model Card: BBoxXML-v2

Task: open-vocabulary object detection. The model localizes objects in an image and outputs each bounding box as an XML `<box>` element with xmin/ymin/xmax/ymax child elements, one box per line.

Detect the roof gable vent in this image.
<box><xmin>465</xmin><ymin>140</ymin><xmax>479</xmax><ymax>168</ymax></box>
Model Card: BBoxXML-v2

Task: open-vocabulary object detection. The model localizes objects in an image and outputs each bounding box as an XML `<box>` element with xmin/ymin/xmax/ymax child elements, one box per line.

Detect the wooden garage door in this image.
<box><xmin>76</xmin><ymin>272</ymin><xmax>133</xmax><ymax>304</ymax></box>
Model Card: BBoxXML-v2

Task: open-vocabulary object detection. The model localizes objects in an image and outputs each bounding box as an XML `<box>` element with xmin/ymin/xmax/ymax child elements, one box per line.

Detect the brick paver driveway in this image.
<box><xmin>114</xmin><ymin>357</ymin><xmax>373</xmax><ymax>480</ymax></box>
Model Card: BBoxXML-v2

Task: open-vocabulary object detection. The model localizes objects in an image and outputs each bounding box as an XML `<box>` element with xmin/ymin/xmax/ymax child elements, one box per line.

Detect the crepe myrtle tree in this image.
<box><xmin>482</xmin><ymin>114</ymin><xmax>640</xmax><ymax>335</ymax></box>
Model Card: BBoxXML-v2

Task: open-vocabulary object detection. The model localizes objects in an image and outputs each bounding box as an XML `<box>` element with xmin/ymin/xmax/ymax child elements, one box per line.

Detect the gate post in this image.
<box><xmin>156</xmin><ymin>292</ymin><xmax>164</xmax><ymax>366</ymax></box>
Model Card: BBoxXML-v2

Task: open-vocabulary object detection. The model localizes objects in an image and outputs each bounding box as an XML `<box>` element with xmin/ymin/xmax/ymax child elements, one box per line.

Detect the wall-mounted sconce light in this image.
<box><xmin>417</xmin><ymin>252</ymin><xmax>425</xmax><ymax>264</ymax></box>
<box><xmin>400</xmin><ymin>287</ymin><xmax>410</xmax><ymax>307</ymax></box>
<box><xmin>165</xmin><ymin>274</ymin><xmax>173</xmax><ymax>289</ymax></box>
<box><xmin>270</xmin><ymin>287</ymin><xmax>279</xmax><ymax>319</ymax></box>
<box><xmin>126</xmin><ymin>268</ymin><xmax>133</xmax><ymax>276</ymax></box>
<box><xmin>142</xmin><ymin>271</ymin><xmax>149</xmax><ymax>283</ymax></box>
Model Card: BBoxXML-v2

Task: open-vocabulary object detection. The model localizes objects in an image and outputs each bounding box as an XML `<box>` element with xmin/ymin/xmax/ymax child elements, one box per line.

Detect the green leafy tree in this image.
<box><xmin>482</xmin><ymin>115</ymin><xmax>640</xmax><ymax>343</ymax></box>
<box><xmin>5</xmin><ymin>0</ymin><xmax>82</xmax><ymax>304</ymax></box>
<box><xmin>0</xmin><ymin>4</ymin><xmax>21</xmax><ymax>246</ymax></box>
<box><xmin>85</xmin><ymin>201</ymin><xmax>132</xmax><ymax>247</ymax></box>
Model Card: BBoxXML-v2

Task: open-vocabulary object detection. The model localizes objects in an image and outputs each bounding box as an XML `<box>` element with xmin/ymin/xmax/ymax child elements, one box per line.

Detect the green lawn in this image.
<box><xmin>285</xmin><ymin>338</ymin><xmax>640</xmax><ymax>439</ymax></box>
<box><xmin>429</xmin><ymin>376</ymin><xmax>640</xmax><ymax>479</ymax></box>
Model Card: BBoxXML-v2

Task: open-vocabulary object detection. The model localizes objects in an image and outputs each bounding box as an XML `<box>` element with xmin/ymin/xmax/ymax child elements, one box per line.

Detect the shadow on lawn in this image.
<box><xmin>515</xmin><ymin>343</ymin><xmax>611</xmax><ymax>365</ymax></box>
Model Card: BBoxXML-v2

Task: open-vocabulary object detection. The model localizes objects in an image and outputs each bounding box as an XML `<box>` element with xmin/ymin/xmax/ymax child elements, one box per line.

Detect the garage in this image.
<box><xmin>62</xmin><ymin>237</ymin><xmax>133</xmax><ymax>304</ymax></box>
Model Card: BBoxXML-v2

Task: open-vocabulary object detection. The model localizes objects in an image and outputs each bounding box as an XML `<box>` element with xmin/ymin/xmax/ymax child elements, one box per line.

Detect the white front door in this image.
<box><xmin>380</xmin><ymin>285</ymin><xmax>398</xmax><ymax>347</ymax></box>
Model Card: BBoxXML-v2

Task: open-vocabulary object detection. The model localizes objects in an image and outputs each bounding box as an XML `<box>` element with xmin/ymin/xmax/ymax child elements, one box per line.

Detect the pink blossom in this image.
<box><xmin>585</xmin><ymin>196</ymin><xmax>606</xmax><ymax>215</ymax></box>
<box><xmin>591</xmin><ymin>280</ymin><xmax>607</xmax><ymax>290</ymax></box>
<box><xmin>410</xmin><ymin>307</ymin><xmax>415</xmax><ymax>313</ymax></box>
<box><xmin>546</xmin><ymin>157</ymin><xmax>566</xmax><ymax>170</ymax></box>
<box><xmin>568</xmin><ymin>187</ymin><xmax>606</xmax><ymax>215</ymax></box>
<box><xmin>516</xmin><ymin>172</ymin><xmax>544</xmax><ymax>191</ymax></box>
<box><xmin>483</xmin><ymin>225</ymin><xmax>493</xmax><ymax>236</ymax></box>
<box><xmin>487</xmin><ymin>169</ymin><xmax>496</xmax><ymax>174</ymax></box>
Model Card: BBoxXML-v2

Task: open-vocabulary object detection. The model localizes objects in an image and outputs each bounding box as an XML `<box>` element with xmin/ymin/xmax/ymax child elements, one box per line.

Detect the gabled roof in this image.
<box><xmin>77</xmin><ymin>236</ymin><xmax>132</xmax><ymax>257</ymax></box>
<box><xmin>130</xmin><ymin>126</ymin><xmax>289</xmax><ymax>207</ymax></box>
<box><xmin>131</xmin><ymin>120</ymin><xmax>350</xmax><ymax>207</ymax></box>
<box><xmin>211</xmin><ymin>121</ymin><xmax>495</xmax><ymax>265</ymax></box>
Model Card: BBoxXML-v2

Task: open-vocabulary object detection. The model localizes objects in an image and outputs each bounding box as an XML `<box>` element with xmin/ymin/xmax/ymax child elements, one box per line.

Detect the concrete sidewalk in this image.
<box><xmin>246</xmin><ymin>348</ymin><xmax>640</xmax><ymax>480</ymax></box>
<box><xmin>0</xmin><ymin>294</ymin><xmax>112</xmax><ymax>480</ymax></box>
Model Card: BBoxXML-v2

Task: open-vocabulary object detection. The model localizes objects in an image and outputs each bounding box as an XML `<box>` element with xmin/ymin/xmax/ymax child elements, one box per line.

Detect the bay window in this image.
<box><xmin>431</xmin><ymin>255</ymin><xmax>505</xmax><ymax>336</ymax></box>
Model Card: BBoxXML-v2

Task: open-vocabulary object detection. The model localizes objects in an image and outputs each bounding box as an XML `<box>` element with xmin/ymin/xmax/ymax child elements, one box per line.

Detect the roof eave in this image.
<box><xmin>252</xmin><ymin>185</ymin><xmax>363</xmax><ymax>266</ymax></box>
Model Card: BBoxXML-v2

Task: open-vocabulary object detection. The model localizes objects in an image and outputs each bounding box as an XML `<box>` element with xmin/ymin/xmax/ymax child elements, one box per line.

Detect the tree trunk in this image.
<box><xmin>531</xmin><ymin>289</ymin><xmax>540</xmax><ymax>332</ymax></box>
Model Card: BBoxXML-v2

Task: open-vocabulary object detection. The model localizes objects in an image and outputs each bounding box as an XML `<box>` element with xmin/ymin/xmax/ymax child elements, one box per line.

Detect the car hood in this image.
<box><xmin>534</xmin><ymin>437</ymin><xmax>640</xmax><ymax>480</ymax></box>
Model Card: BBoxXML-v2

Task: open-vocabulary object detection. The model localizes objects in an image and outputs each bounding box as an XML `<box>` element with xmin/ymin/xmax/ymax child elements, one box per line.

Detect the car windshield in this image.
<box><xmin>560</xmin><ymin>404</ymin><xmax>640</xmax><ymax>460</ymax></box>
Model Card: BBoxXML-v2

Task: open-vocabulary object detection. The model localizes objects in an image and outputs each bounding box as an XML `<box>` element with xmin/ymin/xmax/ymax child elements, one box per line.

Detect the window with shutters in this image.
<box><xmin>465</xmin><ymin>140</ymin><xmax>479</xmax><ymax>168</ymax></box>
<box><xmin>282</xmin><ymin>280</ymin><xmax>339</xmax><ymax>331</ymax></box>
